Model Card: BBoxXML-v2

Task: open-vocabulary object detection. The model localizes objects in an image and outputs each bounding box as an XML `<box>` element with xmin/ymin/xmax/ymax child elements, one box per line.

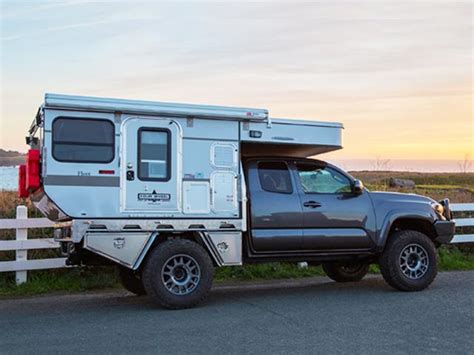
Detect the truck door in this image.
<box><xmin>293</xmin><ymin>162</ymin><xmax>376</xmax><ymax>250</ymax></box>
<box><xmin>121</xmin><ymin>117</ymin><xmax>181</xmax><ymax>213</ymax></box>
<box><xmin>246</xmin><ymin>160</ymin><xmax>303</xmax><ymax>251</ymax></box>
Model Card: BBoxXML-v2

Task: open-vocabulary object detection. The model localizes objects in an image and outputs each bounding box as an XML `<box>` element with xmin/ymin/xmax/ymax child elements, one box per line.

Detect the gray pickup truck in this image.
<box><xmin>117</xmin><ymin>157</ymin><xmax>455</xmax><ymax>308</ymax></box>
<box><xmin>24</xmin><ymin>94</ymin><xmax>456</xmax><ymax>309</ymax></box>
<box><xmin>243</xmin><ymin>158</ymin><xmax>454</xmax><ymax>288</ymax></box>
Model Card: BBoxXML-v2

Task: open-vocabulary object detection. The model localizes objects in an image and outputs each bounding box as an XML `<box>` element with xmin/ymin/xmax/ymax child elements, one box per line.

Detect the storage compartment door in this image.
<box><xmin>121</xmin><ymin>117</ymin><xmax>181</xmax><ymax>213</ymax></box>
<box><xmin>211</xmin><ymin>171</ymin><xmax>238</xmax><ymax>215</ymax></box>
<box><xmin>183</xmin><ymin>181</ymin><xmax>210</xmax><ymax>214</ymax></box>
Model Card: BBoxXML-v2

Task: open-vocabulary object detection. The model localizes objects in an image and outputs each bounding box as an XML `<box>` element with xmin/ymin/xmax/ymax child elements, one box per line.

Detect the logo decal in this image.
<box><xmin>216</xmin><ymin>242</ymin><xmax>229</xmax><ymax>253</ymax></box>
<box><xmin>138</xmin><ymin>190</ymin><xmax>171</xmax><ymax>202</ymax></box>
<box><xmin>113</xmin><ymin>237</ymin><xmax>125</xmax><ymax>249</ymax></box>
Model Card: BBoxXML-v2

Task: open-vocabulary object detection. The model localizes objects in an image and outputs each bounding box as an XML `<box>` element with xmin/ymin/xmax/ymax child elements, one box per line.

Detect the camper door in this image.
<box><xmin>121</xmin><ymin>117</ymin><xmax>181</xmax><ymax>213</ymax></box>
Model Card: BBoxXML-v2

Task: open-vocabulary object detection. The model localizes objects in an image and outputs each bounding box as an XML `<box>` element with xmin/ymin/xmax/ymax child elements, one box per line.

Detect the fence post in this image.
<box><xmin>16</xmin><ymin>206</ymin><xmax>28</xmax><ymax>285</ymax></box>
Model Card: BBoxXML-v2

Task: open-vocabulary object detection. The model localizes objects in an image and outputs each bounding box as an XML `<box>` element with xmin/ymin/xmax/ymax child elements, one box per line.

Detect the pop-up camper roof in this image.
<box><xmin>42</xmin><ymin>93</ymin><xmax>343</xmax><ymax>157</ymax></box>
<box><xmin>44</xmin><ymin>93</ymin><xmax>270</xmax><ymax>121</ymax></box>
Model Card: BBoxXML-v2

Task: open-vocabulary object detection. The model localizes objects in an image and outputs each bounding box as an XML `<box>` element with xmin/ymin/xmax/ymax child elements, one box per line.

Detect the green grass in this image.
<box><xmin>215</xmin><ymin>263</ymin><xmax>325</xmax><ymax>282</ymax></box>
<box><xmin>1</xmin><ymin>246</ymin><xmax>473</xmax><ymax>298</ymax></box>
<box><xmin>417</xmin><ymin>184</ymin><xmax>474</xmax><ymax>193</ymax></box>
<box><xmin>438</xmin><ymin>246</ymin><xmax>474</xmax><ymax>271</ymax></box>
<box><xmin>0</xmin><ymin>267</ymin><xmax>120</xmax><ymax>297</ymax></box>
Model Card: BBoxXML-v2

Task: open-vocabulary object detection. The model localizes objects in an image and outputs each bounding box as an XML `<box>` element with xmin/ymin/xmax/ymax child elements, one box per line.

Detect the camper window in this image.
<box><xmin>138</xmin><ymin>128</ymin><xmax>170</xmax><ymax>181</ymax></box>
<box><xmin>52</xmin><ymin>117</ymin><xmax>114</xmax><ymax>163</ymax></box>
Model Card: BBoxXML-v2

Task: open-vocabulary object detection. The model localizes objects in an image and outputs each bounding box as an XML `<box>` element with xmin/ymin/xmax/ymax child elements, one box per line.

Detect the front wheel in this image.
<box><xmin>142</xmin><ymin>239</ymin><xmax>215</xmax><ymax>309</ymax></box>
<box><xmin>379</xmin><ymin>230</ymin><xmax>437</xmax><ymax>292</ymax></box>
<box><xmin>322</xmin><ymin>261</ymin><xmax>369</xmax><ymax>282</ymax></box>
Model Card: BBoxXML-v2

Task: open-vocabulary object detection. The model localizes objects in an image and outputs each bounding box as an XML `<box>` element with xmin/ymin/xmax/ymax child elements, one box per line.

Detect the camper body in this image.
<box><xmin>22</xmin><ymin>94</ymin><xmax>454</xmax><ymax>309</ymax></box>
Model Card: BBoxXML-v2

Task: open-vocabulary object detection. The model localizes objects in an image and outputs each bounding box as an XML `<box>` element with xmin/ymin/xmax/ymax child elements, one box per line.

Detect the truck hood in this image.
<box><xmin>368</xmin><ymin>191</ymin><xmax>436</xmax><ymax>205</ymax></box>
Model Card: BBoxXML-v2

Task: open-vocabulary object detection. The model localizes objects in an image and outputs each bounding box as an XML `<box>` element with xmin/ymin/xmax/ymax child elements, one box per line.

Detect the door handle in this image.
<box><xmin>126</xmin><ymin>170</ymin><xmax>135</xmax><ymax>181</ymax></box>
<box><xmin>303</xmin><ymin>201</ymin><xmax>321</xmax><ymax>208</ymax></box>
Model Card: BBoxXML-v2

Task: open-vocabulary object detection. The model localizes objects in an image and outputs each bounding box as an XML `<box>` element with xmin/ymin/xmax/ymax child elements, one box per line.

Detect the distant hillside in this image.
<box><xmin>0</xmin><ymin>149</ymin><xmax>25</xmax><ymax>167</ymax></box>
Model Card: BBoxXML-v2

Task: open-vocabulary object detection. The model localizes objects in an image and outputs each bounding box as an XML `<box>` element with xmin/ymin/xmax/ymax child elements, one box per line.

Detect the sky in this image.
<box><xmin>0</xmin><ymin>0</ymin><xmax>472</xmax><ymax>170</ymax></box>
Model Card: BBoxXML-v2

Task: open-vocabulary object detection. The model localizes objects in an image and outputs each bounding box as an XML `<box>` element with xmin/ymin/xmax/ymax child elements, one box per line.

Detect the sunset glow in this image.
<box><xmin>0</xmin><ymin>1</ymin><xmax>472</xmax><ymax>169</ymax></box>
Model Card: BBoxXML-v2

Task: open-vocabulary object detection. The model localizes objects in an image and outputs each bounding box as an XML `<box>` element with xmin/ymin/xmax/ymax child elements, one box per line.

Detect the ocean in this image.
<box><xmin>0</xmin><ymin>166</ymin><xmax>18</xmax><ymax>190</ymax></box>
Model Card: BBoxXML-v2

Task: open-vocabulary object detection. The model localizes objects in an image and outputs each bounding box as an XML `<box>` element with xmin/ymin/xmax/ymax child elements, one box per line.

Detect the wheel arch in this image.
<box><xmin>133</xmin><ymin>231</ymin><xmax>221</xmax><ymax>271</ymax></box>
<box><xmin>377</xmin><ymin>211</ymin><xmax>437</xmax><ymax>252</ymax></box>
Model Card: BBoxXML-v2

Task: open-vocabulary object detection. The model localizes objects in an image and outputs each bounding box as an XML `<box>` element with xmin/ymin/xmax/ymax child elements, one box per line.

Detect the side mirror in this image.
<box><xmin>352</xmin><ymin>179</ymin><xmax>364</xmax><ymax>194</ymax></box>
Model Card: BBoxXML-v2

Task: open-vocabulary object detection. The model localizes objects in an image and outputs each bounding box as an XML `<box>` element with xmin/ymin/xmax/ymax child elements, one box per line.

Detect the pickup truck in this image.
<box><xmin>22</xmin><ymin>94</ymin><xmax>455</xmax><ymax>309</ymax></box>
<box><xmin>130</xmin><ymin>158</ymin><xmax>454</xmax><ymax>308</ymax></box>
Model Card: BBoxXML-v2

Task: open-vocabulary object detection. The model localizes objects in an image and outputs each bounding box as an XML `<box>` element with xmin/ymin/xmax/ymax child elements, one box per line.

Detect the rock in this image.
<box><xmin>389</xmin><ymin>178</ymin><xmax>416</xmax><ymax>188</ymax></box>
<box><xmin>297</xmin><ymin>262</ymin><xmax>308</xmax><ymax>269</ymax></box>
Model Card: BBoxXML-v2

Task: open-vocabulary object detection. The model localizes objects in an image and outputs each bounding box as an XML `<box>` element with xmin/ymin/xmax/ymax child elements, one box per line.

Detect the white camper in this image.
<box><xmin>22</xmin><ymin>93</ymin><xmax>344</xmax><ymax>308</ymax></box>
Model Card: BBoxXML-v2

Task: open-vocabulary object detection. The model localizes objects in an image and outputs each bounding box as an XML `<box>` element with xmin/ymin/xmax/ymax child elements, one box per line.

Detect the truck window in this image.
<box><xmin>258</xmin><ymin>161</ymin><xmax>293</xmax><ymax>194</ymax></box>
<box><xmin>138</xmin><ymin>128</ymin><xmax>170</xmax><ymax>181</ymax></box>
<box><xmin>52</xmin><ymin>117</ymin><xmax>114</xmax><ymax>163</ymax></box>
<box><xmin>296</xmin><ymin>164</ymin><xmax>351</xmax><ymax>194</ymax></box>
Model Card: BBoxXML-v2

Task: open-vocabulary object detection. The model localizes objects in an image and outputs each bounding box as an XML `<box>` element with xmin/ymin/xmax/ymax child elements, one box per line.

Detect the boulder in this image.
<box><xmin>388</xmin><ymin>178</ymin><xmax>416</xmax><ymax>188</ymax></box>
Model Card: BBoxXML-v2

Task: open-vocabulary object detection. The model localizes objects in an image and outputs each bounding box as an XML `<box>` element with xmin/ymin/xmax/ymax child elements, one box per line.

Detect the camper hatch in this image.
<box><xmin>22</xmin><ymin>93</ymin><xmax>454</xmax><ymax>308</ymax></box>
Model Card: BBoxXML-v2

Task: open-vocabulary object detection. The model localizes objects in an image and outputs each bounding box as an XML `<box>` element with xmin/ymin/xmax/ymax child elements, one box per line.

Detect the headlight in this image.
<box><xmin>431</xmin><ymin>202</ymin><xmax>444</xmax><ymax>216</ymax></box>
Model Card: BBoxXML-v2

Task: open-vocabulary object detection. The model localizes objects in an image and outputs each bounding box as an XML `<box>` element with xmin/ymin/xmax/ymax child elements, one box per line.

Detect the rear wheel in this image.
<box><xmin>379</xmin><ymin>230</ymin><xmax>437</xmax><ymax>291</ymax></box>
<box><xmin>142</xmin><ymin>239</ymin><xmax>214</xmax><ymax>309</ymax></box>
<box><xmin>322</xmin><ymin>261</ymin><xmax>369</xmax><ymax>282</ymax></box>
<box><xmin>118</xmin><ymin>266</ymin><xmax>146</xmax><ymax>296</ymax></box>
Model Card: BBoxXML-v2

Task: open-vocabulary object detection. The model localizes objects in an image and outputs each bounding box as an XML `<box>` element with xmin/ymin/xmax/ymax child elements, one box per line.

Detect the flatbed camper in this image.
<box><xmin>22</xmin><ymin>93</ymin><xmax>454</xmax><ymax>308</ymax></box>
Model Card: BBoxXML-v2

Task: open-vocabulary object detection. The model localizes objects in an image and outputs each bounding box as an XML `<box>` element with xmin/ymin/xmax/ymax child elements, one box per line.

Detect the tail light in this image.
<box><xmin>18</xmin><ymin>164</ymin><xmax>28</xmax><ymax>198</ymax></box>
<box><xmin>18</xmin><ymin>149</ymin><xmax>41</xmax><ymax>197</ymax></box>
<box><xmin>26</xmin><ymin>149</ymin><xmax>41</xmax><ymax>192</ymax></box>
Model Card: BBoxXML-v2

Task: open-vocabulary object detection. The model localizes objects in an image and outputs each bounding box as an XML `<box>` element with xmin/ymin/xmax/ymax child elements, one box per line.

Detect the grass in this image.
<box><xmin>0</xmin><ymin>267</ymin><xmax>120</xmax><ymax>297</ymax></box>
<box><xmin>215</xmin><ymin>263</ymin><xmax>325</xmax><ymax>282</ymax></box>
<box><xmin>1</xmin><ymin>246</ymin><xmax>473</xmax><ymax>297</ymax></box>
<box><xmin>1</xmin><ymin>171</ymin><xmax>473</xmax><ymax>297</ymax></box>
<box><xmin>438</xmin><ymin>246</ymin><xmax>474</xmax><ymax>271</ymax></box>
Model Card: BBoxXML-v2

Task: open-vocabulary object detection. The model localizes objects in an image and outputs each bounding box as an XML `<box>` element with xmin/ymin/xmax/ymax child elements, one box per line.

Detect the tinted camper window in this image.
<box><xmin>52</xmin><ymin>118</ymin><xmax>115</xmax><ymax>163</ymax></box>
<box><xmin>138</xmin><ymin>128</ymin><xmax>170</xmax><ymax>181</ymax></box>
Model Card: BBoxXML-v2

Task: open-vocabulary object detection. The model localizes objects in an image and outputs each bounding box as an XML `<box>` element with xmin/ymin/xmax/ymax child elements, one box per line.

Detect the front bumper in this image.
<box><xmin>434</xmin><ymin>220</ymin><xmax>456</xmax><ymax>244</ymax></box>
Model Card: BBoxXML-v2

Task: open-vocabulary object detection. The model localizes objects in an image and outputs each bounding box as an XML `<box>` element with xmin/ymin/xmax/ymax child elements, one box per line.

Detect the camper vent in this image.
<box><xmin>155</xmin><ymin>224</ymin><xmax>174</xmax><ymax>230</ymax></box>
<box><xmin>188</xmin><ymin>224</ymin><xmax>206</xmax><ymax>230</ymax></box>
<box><xmin>123</xmin><ymin>224</ymin><xmax>142</xmax><ymax>230</ymax></box>
<box><xmin>88</xmin><ymin>224</ymin><xmax>107</xmax><ymax>230</ymax></box>
<box><xmin>219</xmin><ymin>222</ymin><xmax>236</xmax><ymax>229</ymax></box>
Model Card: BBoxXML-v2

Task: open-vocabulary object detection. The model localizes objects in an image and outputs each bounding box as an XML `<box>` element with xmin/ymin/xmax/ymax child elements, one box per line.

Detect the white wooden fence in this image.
<box><xmin>451</xmin><ymin>203</ymin><xmax>474</xmax><ymax>243</ymax></box>
<box><xmin>0</xmin><ymin>206</ymin><xmax>67</xmax><ymax>284</ymax></box>
<box><xmin>1</xmin><ymin>204</ymin><xmax>473</xmax><ymax>285</ymax></box>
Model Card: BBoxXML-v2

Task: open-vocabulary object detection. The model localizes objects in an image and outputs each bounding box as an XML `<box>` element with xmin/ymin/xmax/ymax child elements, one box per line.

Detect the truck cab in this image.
<box><xmin>244</xmin><ymin>158</ymin><xmax>376</xmax><ymax>258</ymax></box>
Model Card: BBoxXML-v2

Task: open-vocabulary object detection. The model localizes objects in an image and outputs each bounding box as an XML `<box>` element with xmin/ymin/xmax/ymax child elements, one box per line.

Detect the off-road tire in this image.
<box><xmin>322</xmin><ymin>262</ymin><xmax>369</xmax><ymax>282</ymax></box>
<box><xmin>142</xmin><ymin>239</ymin><xmax>214</xmax><ymax>309</ymax></box>
<box><xmin>118</xmin><ymin>266</ymin><xmax>147</xmax><ymax>296</ymax></box>
<box><xmin>379</xmin><ymin>230</ymin><xmax>437</xmax><ymax>292</ymax></box>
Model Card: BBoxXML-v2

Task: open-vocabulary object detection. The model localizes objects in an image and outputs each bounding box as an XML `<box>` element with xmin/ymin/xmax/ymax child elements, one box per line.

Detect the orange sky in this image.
<box><xmin>0</xmin><ymin>1</ymin><xmax>472</xmax><ymax>163</ymax></box>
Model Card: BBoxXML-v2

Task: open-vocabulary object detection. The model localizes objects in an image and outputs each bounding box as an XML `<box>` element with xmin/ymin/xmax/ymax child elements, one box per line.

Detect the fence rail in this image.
<box><xmin>1</xmin><ymin>203</ymin><xmax>473</xmax><ymax>285</ymax></box>
<box><xmin>0</xmin><ymin>206</ymin><xmax>66</xmax><ymax>284</ymax></box>
<box><xmin>451</xmin><ymin>203</ymin><xmax>474</xmax><ymax>244</ymax></box>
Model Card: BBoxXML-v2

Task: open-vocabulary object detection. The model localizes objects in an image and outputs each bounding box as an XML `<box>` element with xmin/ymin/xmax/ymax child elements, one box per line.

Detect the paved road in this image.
<box><xmin>1</xmin><ymin>271</ymin><xmax>473</xmax><ymax>354</ymax></box>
